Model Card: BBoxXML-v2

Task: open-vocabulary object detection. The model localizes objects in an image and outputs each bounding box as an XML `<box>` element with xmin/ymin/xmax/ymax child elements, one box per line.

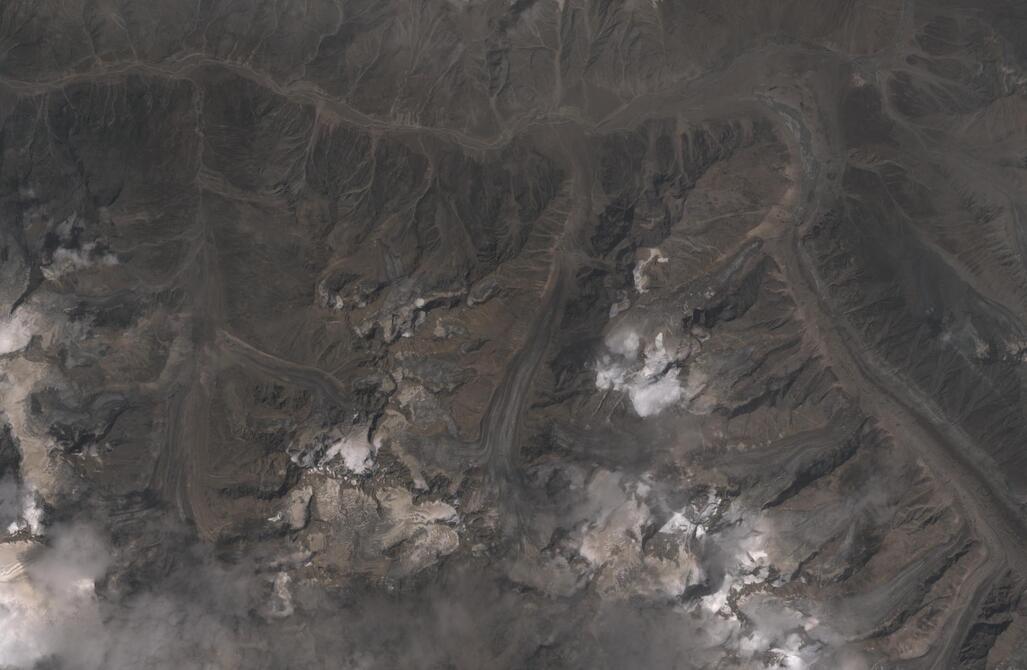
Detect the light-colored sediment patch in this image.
<box><xmin>376</xmin><ymin>488</ymin><xmax>460</xmax><ymax>577</ymax></box>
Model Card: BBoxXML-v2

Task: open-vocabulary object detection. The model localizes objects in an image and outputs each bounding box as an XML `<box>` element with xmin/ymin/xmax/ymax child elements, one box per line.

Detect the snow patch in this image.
<box><xmin>323</xmin><ymin>430</ymin><xmax>376</xmax><ymax>474</ymax></box>
<box><xmin>632</xmin><ymin>247</ymin><xmax>668</xmax><ymax>293</ymax></box>
<box><xmin>0</xmin><ymin>525</ymin><xmax>110</xmax><ymax>668</ymax></box>
<box><xmin>694</xmin><ymin>512</ymin><xmax>827</xmax><ymax>668</ymax></box>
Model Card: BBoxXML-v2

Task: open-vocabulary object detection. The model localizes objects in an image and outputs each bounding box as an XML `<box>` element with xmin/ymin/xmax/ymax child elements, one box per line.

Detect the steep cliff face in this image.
<box><xmin>1</xmin><ymin>1</ymin><xmax>1027</xmax><ymax>668</ymax></box>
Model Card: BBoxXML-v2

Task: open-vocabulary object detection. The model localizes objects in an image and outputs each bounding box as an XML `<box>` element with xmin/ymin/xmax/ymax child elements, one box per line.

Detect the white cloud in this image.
<box><xmin>691</xmin><ymin>512</ymin><xmax>830</xmax><ymax>668</ymax></box>
<box><xmin>596</xmin><ymin>331</ymin><xmax>684</xmax><ymax>417</ymax></box>
<box><xmin>323</xmin><ymin>429</ymin><xmax>376</xmax><ymax>474</ymax></box>
<box><xmin>10</xmin><ymin>489</ymin><xmax>43</xmax><ymax>536</ymax></box>
<box><xmin>42</xmin><ymin>243</ymin><xmax>118</xmax><ymax>281</ymax></box>
<box><xmin>629</xmin><ymin>374</ymin><xmax>683</xmax><ymax>417</ymax></box>
<box><xmin>0</xmin><ymin>525</ymin><xmax>111</xmax><ymax>668</ymax></box>
<box><xmin>605</xmin><ymin>328</ymin><xmax>640</xmax><ymax>359</ymax></box>
<box><xmin>0</xmin><ymin>311</ymin><xmax>34</xmax><ymax>356</ymax></box>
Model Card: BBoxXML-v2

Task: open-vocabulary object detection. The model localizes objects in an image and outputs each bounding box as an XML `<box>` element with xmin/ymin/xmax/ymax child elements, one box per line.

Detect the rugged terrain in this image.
<box><xmin>2</xmin><ymin>0</ymin><xmax>1027</xmax><ymax>668</ymax></box>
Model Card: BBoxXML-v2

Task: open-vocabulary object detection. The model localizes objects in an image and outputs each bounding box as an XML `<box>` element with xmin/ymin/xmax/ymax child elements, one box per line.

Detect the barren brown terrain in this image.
<box><xmin>2</xmin><ymin>1</ymin><xmax>1027</xmax><ymax>668</ymax></box>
